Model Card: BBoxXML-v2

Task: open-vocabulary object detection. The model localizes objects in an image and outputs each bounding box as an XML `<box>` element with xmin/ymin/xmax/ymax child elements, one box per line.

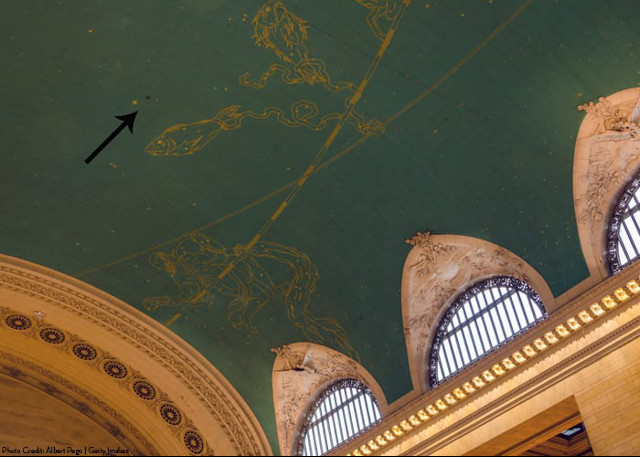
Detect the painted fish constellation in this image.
<box><xmin>145</xmin><ymin>100</ymin><xmax>384</xmax><ymax>156</ymax></box>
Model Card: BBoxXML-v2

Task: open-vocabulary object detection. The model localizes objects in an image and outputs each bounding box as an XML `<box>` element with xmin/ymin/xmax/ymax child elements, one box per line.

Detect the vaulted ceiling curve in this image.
<box><xmin>2</xmin><ymin>0</ymin><xmax>639</xmax><ymax>452</ymax></box>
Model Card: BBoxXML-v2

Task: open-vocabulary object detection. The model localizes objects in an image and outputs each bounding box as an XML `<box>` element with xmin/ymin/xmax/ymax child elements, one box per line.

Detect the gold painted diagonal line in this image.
<box><xmin>76</xmin><ymin>0</ymin><xmax>530</xmax><ymax>281</ymax></box>
<box><xmin>164</xmin><ymin>0</ymin><xmax>413</xmax><ymax>327</ymax></box>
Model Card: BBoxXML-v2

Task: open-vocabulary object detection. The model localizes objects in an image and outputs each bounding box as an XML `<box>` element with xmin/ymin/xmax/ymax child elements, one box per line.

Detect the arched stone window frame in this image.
<box><xmin>297</xmin><ymin>377</ymin><xmax>381</xmax><ymax>456</ymax></box>
<box><xmin>271</xmin><ymin>342</ymin><xmax>388</xmax><ymax>456</ymax></box>
<box><xmin>573</xmin><ymin>87</ymin><xmax>640</xmax><ymax>279</ymax></box>
<box><xmin>401</xmin><ymin>233</ymin><xmax>555</xmax><ymax>393</ymax></box>
<box><xmin>427</xmin><ymin>275</ymin><xmax>546</xmax><ymax>387</ymax></box>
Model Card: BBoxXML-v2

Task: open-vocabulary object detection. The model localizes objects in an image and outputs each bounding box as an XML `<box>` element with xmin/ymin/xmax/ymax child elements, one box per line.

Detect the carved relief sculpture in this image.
<box><xmin>400</xmin><ymin>233</ymin><xmax>555</xmax><ymax>392</ymax></box>
<box><xmin>573</xmin><ymin>88</ymin><xmax>640</xmax><ymax>279</ymax></box>
<box><xmin>270</xmin><ymin>342</ymin><xmax>387</xmax><ymax>455</ymax></box>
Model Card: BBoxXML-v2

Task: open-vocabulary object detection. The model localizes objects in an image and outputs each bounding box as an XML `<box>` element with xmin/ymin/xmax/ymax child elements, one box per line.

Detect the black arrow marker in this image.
<box><xmin>84</xmin><ymin>111</ymin><xmax>138</xmax><ymax>164</ymax></box>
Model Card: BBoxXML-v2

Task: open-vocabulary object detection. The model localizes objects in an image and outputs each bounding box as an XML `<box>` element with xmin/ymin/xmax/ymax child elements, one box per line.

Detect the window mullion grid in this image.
<box><xmin>482</xmin><ymin>289</ymin><xmax>503</xmax><ymax>344</ymax></box>
<box><xmin>320</xmin><ymin>396</ymin><xmax>332</xmax><ymax>453</ymax></box>
<box><xmin>469</xmin><ymin>295</ymin><xmax>489</xmax><ymax>355</ymax></box>
<box><xmin>487</xmin><ymin>288</ymin><xmax>509</xmax><ymax>342</ymax></box>
<box><xmin>366</xmin><ymin>395</ymin><xmax>377</xmax><ymax>425</ymax></box>
<box><xmin>347</xmin><ymin>390</ymin><xmax>362</xmax><ymax>434</ymax></box>
<box><xmin>629</xmin><ymin>209</ymin><xmax>640</xmax><ymax>239</ymax></box>
<box><xmin>327</xmin><ymin>393</ymin><xmax>341</xmax><ymax>447</ymax></box>
<box><xmin>444</xmin><ymin>292</ymin><xmax>507</xmax><ymax>337</ymax></box>
<box><xmin>449</xmin><ymin>326</ymin><xmax>467</xmax><ymax>367</ymax></box>
<box><xmin>335</xmin><ymin>392</ymin><xmax>348</xmax><ymax>445</ymax></box>
<box><xmin>517</xmin><ymin>290</ymin><xmax>536</xmax><ymax>324</ymax></box>
<box><xmin>470</xmin><ymin>294</ymin><xmax>491</xmax><ymax>354</ymax></box>
<box><xmin>448</xmin><ymin>328</ymin><xmax>465</xmax><ymax>370</ymax></box>
<box><xmin>437</xmin><ymin>345</ymin><xmax>452</xmax><ymax>380</ymax></box>
<box><xmin>623</xmin><ymin>213</ymin><xmax>640</xmax><ymax>260</ymax></box>
<box><xmin>460</xmin><ymin>304</ymin><xmax>479</xmax><ymax>361</ymax></box>
<box><xmin>621</xmin><ymin>219</ymin><xmax>638</xmax><ymax>261</ymax></box>
<box><xmin>325</xmin><ymin>414</ymin><xmax>336</xmax><ymax>452</ymax></box>
<box><xmin>317</xmin><ymin>415</ymin><xmax>328</xmax><ymax>454</ymax></box>
<box><xmin>461</xmin><ymin>324</ymin><xmax>477</xmax><ymax>362</ymax></box>
<box><xmin>496</xmin><ymin>289</ymin><xmax>516</xmax><ymax>336</ymax></box>
<box><xmin>311</xmin><ymin>423</ymin><xmax>322</xmax><ymax>456</ymax></box>
<box><xmin>310</xmin><ymin>390</ymin><xmax>355</xmax><ymax>428</ymax></box>
<box><xmin>443</xmin><ymin>337</ymin><xmax>460</xmax><ymax>373</ymax></box>
<box><xmin>479</xmin><ymin>297</ymin><xmax>498</xmax><ymax>347</ymax></box>
<box><xmin>508</xmin><ymin>288</ymin><xmax>528</xmax><ymax>329</ymax></box>
<box><xmin>337</xmin><ymin>389</ymin><xmax>351</xmax><ymax>440</ymax></box>
<box><xmin>359</xmin><ymin>394</ymin><xmax>371</xmax><ymax>428</ymax></box>
<box><xmin>503</xmin><ymin>290</ymin><xmax>523</xmax><ymax>333</ymax></box>
<box><xmin>308</xmin><ymin>428</ymin><xmax>318</xmax><ymax>457</ymax></box>
<box><xmin>340</xmin><ymin>389</ymin><xmax>356</xmax><ymax>436</ymax></box>
<box><xmin>436</xmin><ymin>359</ymin><xmax>445</xmax><ymax>382</ymax></box>
<box><xmin>352</xmin><ymin>391</ymin><xmax>366</xmax><ymax>432</ymax></box>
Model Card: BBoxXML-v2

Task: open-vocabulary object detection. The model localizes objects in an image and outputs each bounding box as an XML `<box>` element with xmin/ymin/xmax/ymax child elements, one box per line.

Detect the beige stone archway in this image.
<box><xmin>401</xmin><ymin>233</ymin><xmax>555</xmax><ymax>393</ymax></box>
<box><xmin>573</xmin><ymin>87</ymin><xmax>640</xmax><ymax>279</ymax></box>
<box><xmin>0</xmin><ymin>254</ymin><xmax>272</xmax><ymax>456</ymax></box>
<box><xmin>271</xmin><ymin>342</ymin><xmax>389</xmax><ymax>456</ymax></box>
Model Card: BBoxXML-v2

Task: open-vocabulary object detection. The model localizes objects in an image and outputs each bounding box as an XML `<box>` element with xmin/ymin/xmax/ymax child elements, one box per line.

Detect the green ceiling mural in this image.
<box><xmin>2</xmin><ymin>0</ymin><xmax>640</xmax><ymax>452</ymax></box>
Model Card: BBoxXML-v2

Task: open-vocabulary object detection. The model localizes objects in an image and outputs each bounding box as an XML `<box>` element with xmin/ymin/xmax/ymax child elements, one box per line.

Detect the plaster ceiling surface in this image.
<box><xmin>1</xmin><ymin>0</ymin><xmax>639</xmax><ymax>451</ymax></box>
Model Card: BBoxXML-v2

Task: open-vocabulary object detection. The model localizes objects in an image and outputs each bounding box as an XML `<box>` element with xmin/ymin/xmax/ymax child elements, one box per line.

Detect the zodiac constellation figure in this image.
<box><xmin>144</xmin><ymin>234</ymin><xmax>360</xmax><ymax>361</ymax></box>
<box><xmin>239</xmin><ymin>0</ymin><xmax>356</xmax><ymax>92</ymax></box>
<box><xmin>353</xmin><ymin>0</ymin><xmax>401</xmax><ymax>40</ymax></box>
<box><xmin>145</xmin><ymin>100</ymin><xmax>384</xmax><ymax>156</ymax></box>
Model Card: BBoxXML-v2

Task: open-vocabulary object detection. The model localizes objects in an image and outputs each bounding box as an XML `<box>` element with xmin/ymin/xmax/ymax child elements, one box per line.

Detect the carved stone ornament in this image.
<box><xmin>573</xmin><ymin>88</ymin><xmax>640</xmax><ymax>279</ymax></box>
<box><xmin>405</xmin><ymin>231</ymin><xmax>457</xmax><ymax>278</ymax></box>
<box><xmin>271</xmin><ymin>342</ymin><xmax>387</xmax><ymax>455</ymax></box>
<box><xmin>401</xmin><ymin>234</ymin><xmax>555</xmax><ymax>392</ymax></box>
<box><xmin>0</xmin><ymin>254</ymin><xmax>272</xmax><ymax>456</ymax></box>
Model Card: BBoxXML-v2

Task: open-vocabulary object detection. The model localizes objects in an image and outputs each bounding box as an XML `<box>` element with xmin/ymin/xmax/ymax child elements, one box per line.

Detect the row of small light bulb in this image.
<box><xmin>347</xmin><ymin>280</ymin><xmax>639</xmax><ymax>456</ymax></box>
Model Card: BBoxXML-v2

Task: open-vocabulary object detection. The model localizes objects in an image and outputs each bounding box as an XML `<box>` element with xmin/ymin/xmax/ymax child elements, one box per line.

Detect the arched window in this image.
<box><xmin>607</xmin><ymin>174</ymin><xmax>640</xmax><ymax>274</ymax></box>
<box><xmin>297</xmin><ymin>379</ymin><xmax>381</xmax><ymax>456</ymax></box>
<box><xmin>428</xmin><ymin>276</ymin><xmax>546</xmax><ymax>386</ymax></box>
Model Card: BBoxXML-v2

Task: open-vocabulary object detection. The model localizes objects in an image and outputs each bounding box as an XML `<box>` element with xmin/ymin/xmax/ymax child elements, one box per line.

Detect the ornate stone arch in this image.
<box><xmin>0</xmin><ymin>254</ymin><xmax>272</xmax><ymax>456</ymax></box>
<box><xmin>401</xmin><ymin>233</ymin><xmax>555</xmax><ymax>393</ymax></box>
<box><xmin>271</xmin><ymin>342</ymin><xmax>388</xmax><ymax>455</ymax></box>
<box><xmin>573</xmin><ymin>87</ymin><xmax>640</xmax><ymax>278</ymax></box>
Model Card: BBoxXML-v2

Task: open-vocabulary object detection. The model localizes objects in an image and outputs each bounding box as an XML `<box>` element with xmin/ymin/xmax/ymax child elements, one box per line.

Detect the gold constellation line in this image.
<box><xmin>164</xmin><ymin>0</ymin><xmax>414</xmax><ymax>327</ymax></box>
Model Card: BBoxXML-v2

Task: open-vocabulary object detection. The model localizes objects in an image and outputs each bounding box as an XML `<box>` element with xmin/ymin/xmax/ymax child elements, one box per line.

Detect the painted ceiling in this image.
<box><xmin>1</xmin><ymin>0</ymin><xmax>639</xmax><ymax>452</ymax></box>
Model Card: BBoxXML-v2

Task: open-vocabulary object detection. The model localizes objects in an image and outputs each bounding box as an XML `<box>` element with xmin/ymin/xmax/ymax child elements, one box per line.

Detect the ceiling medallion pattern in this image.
<box><xmin>5</xmin><ymin>314</ymin><xmax>32</xmax><ymax>331</ymax></box>
<box><xmin>39</xmin><ymin>327</ymin><xmax>66</xmax><ymax>345</ymax></box>
<box><xmin>184</xmin><ymin>430</ymin><xmax>205</xmax><ymax>455</ymax></box>
<box><xmin>103</xmin><ymin>360</ymin><xmax>128</xmax><ymax>379</ymax></box>
<box><xmin>0</xmin><ymin>307</ymin><xmax>213</xmax><ymax>456</ymax></box>
<box><xmin>0</xmin><ymin>353</ymin><xmax>151</xmax><ymax>455</ymax></box>
<box><xmin>73</xmin><ymin>343</ymin><xmax>97</xmax><ymax>361</ymax></box>
<box><xmin>133</xmin><ymin>380</ymin><xmax>157</xmax><ymax>401</ymax></box>
<box><xmin>160</xmin><ymin>403</ymin><xmax>183</xmax><ymax>426</ymax></box>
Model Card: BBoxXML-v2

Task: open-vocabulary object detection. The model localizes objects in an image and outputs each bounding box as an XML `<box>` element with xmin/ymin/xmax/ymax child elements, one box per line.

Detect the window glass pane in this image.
<box><xmin>429</xmin><ymin>277</ymin><xmax>546</xmax><ymax>386</ymax></box>
<box><xmin>299</xmin><ymin>380</ymin><xmax>381</xmax><ymax>455</ymax></box>
<box><xmin>461</xmin><ymin>325</ymin><xmax>478</xmax><ymax>360</ymax></box>
<box><xmin>608</xmin><ymin>176</ymin><xmax>640</xmax><ymax>273</ymax></box>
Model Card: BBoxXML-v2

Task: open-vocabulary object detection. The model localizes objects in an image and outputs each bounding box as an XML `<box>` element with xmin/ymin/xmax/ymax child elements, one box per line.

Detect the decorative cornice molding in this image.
<box><xmin>0</xmin><ymin>254</ymin><xmax>272</xmax><ymax>456</ymax></box>
<box><xmin>0</xmin><ymin>352</ymin><xmax>155</xmax><ymax>455</ymax></box>
<box><xmin>340</xmin><ymin>262</ymin><xmax>640</xmax><ymax>456</ymax></box>
<box><xmin>0</xmin><ymin>306</ymin><xmax>211</xmax><ymax>455</ymax></box>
